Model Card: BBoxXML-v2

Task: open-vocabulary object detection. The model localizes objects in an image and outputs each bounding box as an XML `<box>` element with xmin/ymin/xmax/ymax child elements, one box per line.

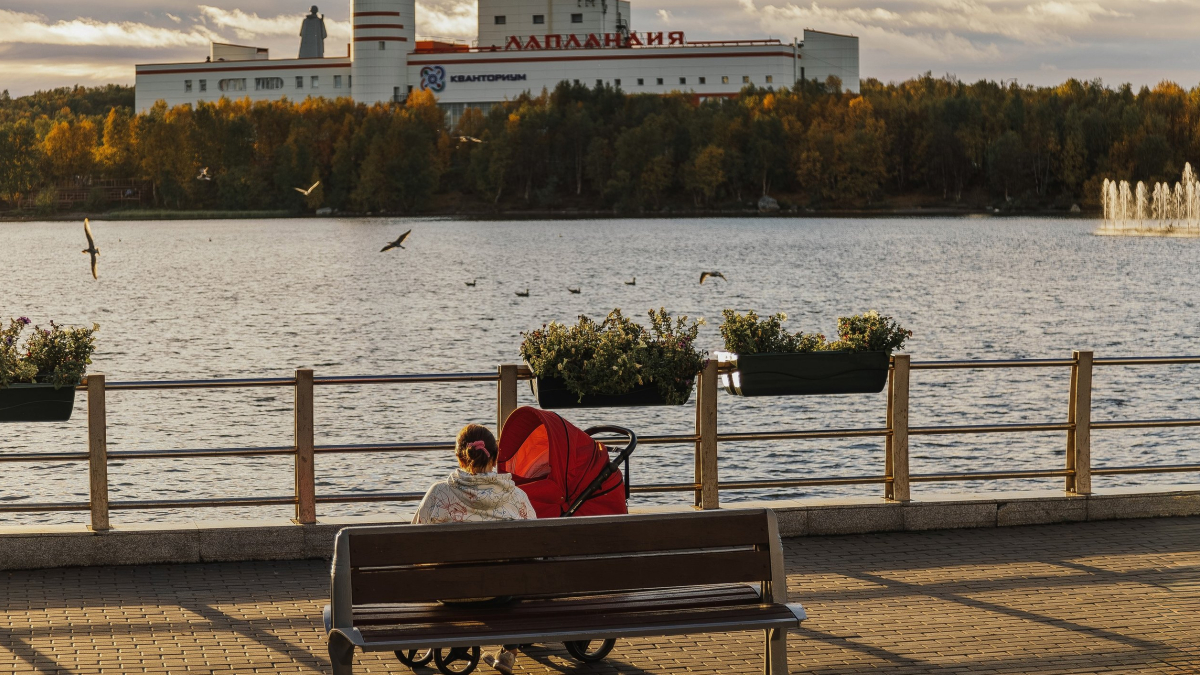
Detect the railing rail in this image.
<box><xmin>2</xmin><ymin>352</ymin><xmax>1200</xmax><ymax>529</ymax></box>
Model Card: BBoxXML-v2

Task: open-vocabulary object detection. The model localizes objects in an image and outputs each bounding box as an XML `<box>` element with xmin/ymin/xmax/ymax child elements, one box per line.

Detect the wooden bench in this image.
<box><xmin>324</xmin><ymin>508</ymin><xmax>806</xmax><ymax>674</ymax></box>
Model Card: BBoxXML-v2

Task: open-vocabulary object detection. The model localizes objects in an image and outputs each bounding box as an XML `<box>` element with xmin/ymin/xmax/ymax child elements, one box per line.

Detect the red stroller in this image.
<box><xmin>394</xmin><ymin>406</ymin><xmax>638</xmax><ymax>674</ymax></box>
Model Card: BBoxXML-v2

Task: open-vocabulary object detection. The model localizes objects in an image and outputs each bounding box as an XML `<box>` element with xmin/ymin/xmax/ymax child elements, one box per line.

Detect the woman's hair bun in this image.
<box><xmin>456</xmin><ymin>423</ymin><xmax>498</xmax><ymax>472</ymax></box>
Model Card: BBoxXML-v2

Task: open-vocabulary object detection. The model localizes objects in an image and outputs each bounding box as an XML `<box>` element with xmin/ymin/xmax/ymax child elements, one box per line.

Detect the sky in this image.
<box><xmin>2</xmin><ymin>0</ymin><xmax>1199</xmax><ymax>96</ymax></box>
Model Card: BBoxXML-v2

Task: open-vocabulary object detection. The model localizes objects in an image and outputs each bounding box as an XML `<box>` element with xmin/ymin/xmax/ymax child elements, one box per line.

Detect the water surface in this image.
<box><xmin>2</xmin><ymin>216</ymin><xmax>1198</xmax><ymax>525</ymax></box>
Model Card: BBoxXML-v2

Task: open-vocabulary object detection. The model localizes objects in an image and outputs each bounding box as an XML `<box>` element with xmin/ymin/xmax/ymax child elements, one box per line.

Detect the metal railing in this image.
<box><xmin>2</xmin><ymin>351</ymin><xmax>1199</xmax><ymax>530</ymax></box>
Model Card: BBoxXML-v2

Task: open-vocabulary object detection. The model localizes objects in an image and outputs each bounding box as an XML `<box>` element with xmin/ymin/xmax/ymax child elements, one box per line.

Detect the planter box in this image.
<box><xmin>720</xmin><ymin>351</ymin><xmax>890</xmax><ymax>397</ymax></box>
<box><xmin>0</xmin><ymin>383</ymin><xmax>77</xmax><ymax>422</ymax></box>
<box><xmin>532</xmin><ymin>375</ymin><xmax>691</xmax><ymax>409</ymax></box>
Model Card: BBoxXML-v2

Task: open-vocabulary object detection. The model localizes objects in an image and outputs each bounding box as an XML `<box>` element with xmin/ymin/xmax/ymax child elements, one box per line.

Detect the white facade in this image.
<box><xmin>350</xmin><ymin>0</ymin><xmax>416</xmax><ymax>103</ymax></box>
<box><xmin>133</xmin><ymin>0</ymin><xmax>859</xmax><ymax>113</ymax></box>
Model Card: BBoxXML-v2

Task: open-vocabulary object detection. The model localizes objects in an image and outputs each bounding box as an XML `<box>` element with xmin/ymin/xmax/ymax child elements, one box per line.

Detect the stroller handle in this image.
<box><xmin>561</xmin><ymin>426</ymin><xmax>638</xmax><ymax>518</ymax></box>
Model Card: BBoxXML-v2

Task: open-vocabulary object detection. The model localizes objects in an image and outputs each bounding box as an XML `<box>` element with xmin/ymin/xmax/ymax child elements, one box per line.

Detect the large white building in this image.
<box><xmin>134</xmin><ymin>0</ymin><xmax>859</xmax><ymax>115</ymax></box>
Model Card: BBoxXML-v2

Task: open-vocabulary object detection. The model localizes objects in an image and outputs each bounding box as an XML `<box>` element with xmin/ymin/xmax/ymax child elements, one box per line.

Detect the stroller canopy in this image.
<box><xmin>498</xmin><ymin>406</ymin><xmax>628</xmax><ymax>518</ymax></box>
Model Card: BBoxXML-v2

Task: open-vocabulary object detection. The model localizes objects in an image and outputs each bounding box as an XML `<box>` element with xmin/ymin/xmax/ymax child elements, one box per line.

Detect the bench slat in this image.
<box><xmin>351</xmin><ymin>584</ymin><xmax>763</xmax><ymax>626</ymax></box>
<box><xmin>348</xmin><ymin>510</ymin><xmax>770</xmax><ymax>568</ymax></box>
<box><xmin>351</xmin><ymin>548</ymin><xmax>772</xmax><ymax>604</ymax></box>
<box><xmin>356</xmin><ymin>603</ymin><xmax>797</xmax><ymax>645</ymax></box>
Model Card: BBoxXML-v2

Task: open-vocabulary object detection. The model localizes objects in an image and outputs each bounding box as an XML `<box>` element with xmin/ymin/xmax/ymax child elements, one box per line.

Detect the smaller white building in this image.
<box><xmin>134</xmin><ymin>0</ymin><xmax>859</xmax><ymax>113</ymax></box>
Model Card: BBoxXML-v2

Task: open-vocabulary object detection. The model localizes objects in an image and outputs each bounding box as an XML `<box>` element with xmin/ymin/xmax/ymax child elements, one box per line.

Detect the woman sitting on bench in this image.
<box><xmin>413</xmin><ymin>423</ymin><xmax>534</xmax><ymax>674</ymax></box>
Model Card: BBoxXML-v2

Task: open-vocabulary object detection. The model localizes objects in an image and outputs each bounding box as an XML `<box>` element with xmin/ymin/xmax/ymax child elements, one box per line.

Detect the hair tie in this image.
<box><xmin>469</xmin><ymin>440</ymin><xmax>490</xmax><ymax>459</ymax></box>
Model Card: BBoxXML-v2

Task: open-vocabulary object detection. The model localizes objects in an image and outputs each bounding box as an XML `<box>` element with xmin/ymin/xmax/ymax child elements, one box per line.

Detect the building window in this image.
<box><xmin>199</xmin><ymin>79</ymin><xmax>207</xmax><ymax>92</ymax></box>
<box><xmin>218</xmin><ymin>78</ymin><xmax>246</xmax><ymax>92</ymax></box>
<box><xmin>679</xmin><ymin>77</ymin><xmax>686</xmax><ymax>85</ymax></box>
<box><xmin>296</xmin><ymin>76</ymin><xmax>304</xmax><ymax>88</ymax></box>
<box><xmin>533</xmin><ymin>14</ymin><xmax>544</xmax><ymax>24</ymax></box>
<box><xmin>637</xmin><ymin>78</ymin><xmax>643</xmax><ymax>85</ymax></box>
<box><xmin>596</xmin><ymin>79</ymin><xmax>602</xmax><ymax>87</ymax></box>
<box><xmin>255</xmin><ymin>77</ymin><xmax>284</xmax><ymax>90</ymax></box>
<box><xmin>378</xmin><ymin>40</ymin><xmax>385</xmax><ymax>50</ymax></box>
<box><xmin>494</xmin><ymin>15</ymin><xmax>506</xmax><ymax>24</ymax></box>
<box><xmin>743</xmin><ymin>75</ymin><xmax>750</xmax><ymax>83</ymax></box>
<box><xmin>311</xmin><ymin>76</ymin><xmax>319</xmax><ymax>88</ymax></box>
<box><xmin>656</xmin><ymin>77</ymin><xmax>663</xmax><ymax>85</ymax></box>
<box><xmin>184</xmin><ymin>80</ymin><xmax>192</xmax><ymax>92</ymax></box>
<box><xmin>394</xmin><ymin>86</ymin><xmax>401</xmax><ymax>101</ymax></box>
<box><xmin>614</xmin><ymin>78</ymin><xmax>620</xmax><ymax>86</ymax></box>
<box><xmin>348</xmin><ymin>75</ymin><xmax>352</xmax><ymax>88</ymax></box>
<box><xmin>698</xmin><ymin>77</ymin><xmax>705</xmax><ymax>84</ymax></box>
<box><xmin>334</xmin><ymin>75</ymin><xmax>342</xmax><ymax>88</ymax></box>
<box><xmin>800</xmin><ymin>67</ymin><xmax>805</xmax><ymax>80</ymax></box>
<box><xmin>765</xmin><ymin>75</ymin><xmax>773</xmax><ymax>83</ymax></box>
<box><xmin>721</xmin><ymin>75</ymin><xmax>729</xmax><ymax>84</ymax></box>
<box><xmin>571</xmin><ymin>13</ymin><xmax>583</xmax><ymax>22</ymax></box>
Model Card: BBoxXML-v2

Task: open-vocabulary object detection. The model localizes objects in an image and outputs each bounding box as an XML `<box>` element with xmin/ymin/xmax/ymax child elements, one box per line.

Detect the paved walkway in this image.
<box><xmin>3</xmin><ymin>517</ymin><xmax>1200</xmax><ymax>674</ymax></box>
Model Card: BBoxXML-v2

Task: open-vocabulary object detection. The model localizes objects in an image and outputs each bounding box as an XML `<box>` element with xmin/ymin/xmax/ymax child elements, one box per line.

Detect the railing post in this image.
<box><xmin>497</xmin><ymin>364</ymin><xmax>518</xmax><ymax>433</ymax></box>
<box><xmin>1066</xmin><ymin>351</ymin><xmax>1092</xmax><ymax>495</ymax></box>
<box><xmin>86</xmin><ymin>373</ymin><xmax>110</xmax><ymax>531</ymax></box>
<box><xmin>294</xmin><ymin>368</ymin><xmax>316</xmax><ymax>524</ymax></box>
<box><xmin>886</xmin><ymin>355</ymin><xmax>910</xmax><ymax>502</ymax></box>
<box><xmin>696</xmin><ymin>360</ymin><xmax>720</xmax><ymax>510</ymax></box>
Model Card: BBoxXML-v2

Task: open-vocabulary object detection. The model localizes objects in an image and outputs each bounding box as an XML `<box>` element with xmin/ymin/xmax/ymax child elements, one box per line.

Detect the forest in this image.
<box><xmin>1</xmin><ymin>74</ymin><xmax>1198</xmax><ymax>214</ymax></box>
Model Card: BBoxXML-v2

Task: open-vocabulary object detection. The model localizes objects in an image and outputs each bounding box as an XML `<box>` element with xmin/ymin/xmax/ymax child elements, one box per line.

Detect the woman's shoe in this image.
<box><xmin>482</xmin><ymin>649</ymin><xmax>515</xmax><ymax>674</ymax></box>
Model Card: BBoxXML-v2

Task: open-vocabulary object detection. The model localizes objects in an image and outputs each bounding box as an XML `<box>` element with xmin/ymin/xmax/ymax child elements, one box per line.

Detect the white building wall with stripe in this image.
<box><xmin>350</xmin><ymin>0</ymin><xmax>416</xmax><ymax>104</ymax></box>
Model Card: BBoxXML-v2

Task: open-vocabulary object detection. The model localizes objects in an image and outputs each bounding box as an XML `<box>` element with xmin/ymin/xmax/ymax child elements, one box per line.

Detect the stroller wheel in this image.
<box><xmin>395</xmin><ymin>648</ymin><xmax>434</xmax><ymax>668</ymax></box>
<box><xmin>433</xmin><ymin>646</ymin><xmax>480</xmax><ymax>675</ymax></box>
<box><xmin>564</xmin><ymin>639</ymin><xmax>616</xmax><ymax>663</ymax></box>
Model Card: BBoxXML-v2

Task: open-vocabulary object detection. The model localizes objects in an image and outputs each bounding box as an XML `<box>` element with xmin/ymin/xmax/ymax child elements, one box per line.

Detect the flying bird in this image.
<box><xmin>82</xmin><ymin>218</ymin><xmax>99</xmax><ymax>279</ymax></box>
<box><xmin>465</xmin><ymin>279</ymin><xmax>477</xmax><ymax>287</ymax></box>
<box><xmin>380</xmin><ymin>229</ymin><xmax>412</xmax><ymax>252</ymax></box>
<box><xmin>197</xmin><ymin>167</ymin><xmax>211</xmax><ymax>181</ymax></box>
<box><xmin>294</xmin><ymin>180</ymin><xmax>320</xmax><ymax>196</ymax></box>
<box><xmin>567</xmin><ymin>287</ymin><xmax>580</xmax><ymax>294</ymax></box>
<box><xmin>699</xmin><ymin>271</ymin><xmax>727</xmax><ymax>284</ymax></box>
<box><xmin>624</xmin><ymin>277</ymin><xmax>636</xmax><ymax>286</ymax></box>
<box><xmin>458</xmin><ymin>136</ymin><xmax>484</xmax><ymax>144</ymax></box>
<box><xmin>515</xmin><ymin>289</ymin><xmax>530</xmax><ymax>297</ymax></box>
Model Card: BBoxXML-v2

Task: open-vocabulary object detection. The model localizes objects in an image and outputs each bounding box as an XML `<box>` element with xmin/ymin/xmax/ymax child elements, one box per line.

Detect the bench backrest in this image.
<box><xmin>329</xmin><ymin>509</ymin><xmax>786</xmax><ymax>630</ymax></box>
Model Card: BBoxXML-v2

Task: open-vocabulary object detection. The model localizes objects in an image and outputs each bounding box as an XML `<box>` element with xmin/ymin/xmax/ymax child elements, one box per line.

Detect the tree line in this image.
<box><xmin>1</xmin><ymin>74</ymin><xmax>1197</xmax><ymax>214</ymax></box>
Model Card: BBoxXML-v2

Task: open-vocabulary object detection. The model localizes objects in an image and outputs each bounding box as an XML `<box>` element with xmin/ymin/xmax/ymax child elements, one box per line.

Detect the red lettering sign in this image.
<box><xmin>503</xmin><ymin>31</ymin><xmax>682</xmax><ymax>50</ymax></box>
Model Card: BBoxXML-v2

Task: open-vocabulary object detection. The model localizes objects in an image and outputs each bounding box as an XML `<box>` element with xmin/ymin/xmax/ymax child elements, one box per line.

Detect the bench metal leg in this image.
<box><xmin>329</xmin><ymin>632</ymin><xmax>356</xmax><ymax>675</ymax></box>
<box><xmin>765</xmin><ymin>627</ymin><xmax>788</xmax><ymax>675</ymax></box>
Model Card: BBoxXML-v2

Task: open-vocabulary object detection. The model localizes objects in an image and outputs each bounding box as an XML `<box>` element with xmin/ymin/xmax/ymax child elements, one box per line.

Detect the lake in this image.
<box><xmin>2</xmin><ymin>216</ymin><xmax>1199</xmax><ymax>525</ymax></box>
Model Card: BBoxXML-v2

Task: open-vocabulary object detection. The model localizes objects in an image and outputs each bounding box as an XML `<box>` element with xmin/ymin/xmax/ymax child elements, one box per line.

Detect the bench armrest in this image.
<box><xmin>785</xmin><ymin>603</ymin><xmax>807</xmax><ymax>622</ymax></box>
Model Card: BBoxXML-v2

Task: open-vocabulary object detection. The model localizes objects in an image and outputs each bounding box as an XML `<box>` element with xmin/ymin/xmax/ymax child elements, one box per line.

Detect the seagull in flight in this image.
<box><xmin>197</xmin><ymin>167</ymin><xmax>211</xmax><ymax>181</ymax></box>
<box><xmin>624</xmin><ymin>277</ymin><xmax>636</xmax><ymax>286</ymax></box>
<box><xmin>294</xmin><ymin>180</ymin><xmax>320</xmax><ymax>196</ymax></box>
<box><xmin>380</xmin><ymin>229</ymin><xmax>412</xmax><ymax>252</ymax></box>
<box><xmin>699</xmin><ymin>271</ymin><xmax>727</xmax><ymax>284</ymax></box>
<box><xmin>82</xmin><ymin>218</ymin><xmax>100</xmax><ymax>279</ymax></box>
<box><xmin>458</xmin><ymin>136</ymin><xmax>484</xmax><ymax>143</ymax></box>
<box><xmin>567</xmin><ymin>287</ymin><xmax>580</xmax><ymax>294</ymax></box>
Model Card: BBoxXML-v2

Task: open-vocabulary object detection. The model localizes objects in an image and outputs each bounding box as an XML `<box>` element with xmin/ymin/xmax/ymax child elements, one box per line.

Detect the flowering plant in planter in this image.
<box><xmin>0</xmin><ymin>318</ymin><xmax>100</xmax><ymax>389</ymax></box>
<box><xmin>520</xmin><ymin>308</ymin><xmax>705</xmax><ymax>405</ymax></box>
<box><xmin>717</xmin><ymin>310</ymin><xmax>910</xmax><ymax>397</ymax></box>
<box><xmin>719</xmin><ymin>309</ymin><xmax>910</xmax><ymax>355</ymax></box>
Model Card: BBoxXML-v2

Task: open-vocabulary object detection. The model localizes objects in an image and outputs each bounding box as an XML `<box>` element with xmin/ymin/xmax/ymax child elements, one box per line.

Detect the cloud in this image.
<box><xmin>198</xmin><ymin>5</ymin><xmax>350</xmax><ymax>41</ymax></box>
<box><xmin>415</xmin><ymin>0</ymin><xmax>477</xmax><ymax>40</ymax></box>
<box><xmin>657</xmin><ymin>9</ymin><xmax>673</xmax><ymax>22</ymax></box>
<box><xmin>0</xmin><ymin>8</ymin><xmax>218</xmax><ymax>47</ymax></box>
<box><xmin>166</xmin><ymin>13</ymin><xmax>182</xmax><ymax>23</ymax></box>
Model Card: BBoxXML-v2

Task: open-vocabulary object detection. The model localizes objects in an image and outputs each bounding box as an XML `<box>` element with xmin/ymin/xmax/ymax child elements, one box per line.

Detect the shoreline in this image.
<box><xmin>0</xmin><ymin>206</ymin><xmax>1099</xmax><ymax>222</ymax></box>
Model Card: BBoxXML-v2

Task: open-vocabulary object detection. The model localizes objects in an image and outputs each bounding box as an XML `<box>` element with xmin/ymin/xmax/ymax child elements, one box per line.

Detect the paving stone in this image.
<box><xmin>3</xmin><ymin>517</ymin><xmax>1200</xmax><ymax>673</ymax></box>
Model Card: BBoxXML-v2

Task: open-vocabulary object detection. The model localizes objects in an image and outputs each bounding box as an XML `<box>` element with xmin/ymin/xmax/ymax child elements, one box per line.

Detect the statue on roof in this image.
<box><xmin>299</xmin><ymin>6</ymin><xmax>327</xmax><ymax>58</ymax></box>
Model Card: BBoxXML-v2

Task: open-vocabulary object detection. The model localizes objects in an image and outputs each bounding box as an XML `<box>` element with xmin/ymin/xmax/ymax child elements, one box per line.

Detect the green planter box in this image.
<box><xmin>532</xmin><ymin>375</ymin><xmax>691</xmax><ymax>409</ymax></box>
<box><xmin>720</xmin><ymin>351</ymin><xmax>889</xmax><ymax>397</ymax></box>
<box><xmin>0</xmin><ymin>383</ymin><xmax>77</xmax><ymax>422</ymax></box>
